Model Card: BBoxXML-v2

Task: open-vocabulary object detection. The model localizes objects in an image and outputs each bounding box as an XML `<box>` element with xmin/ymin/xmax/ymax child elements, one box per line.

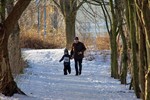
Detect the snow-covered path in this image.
<box><xmin>1</xmin><ymin>49</ymin><xmax>139</xmax><ymax>100</ymax></box>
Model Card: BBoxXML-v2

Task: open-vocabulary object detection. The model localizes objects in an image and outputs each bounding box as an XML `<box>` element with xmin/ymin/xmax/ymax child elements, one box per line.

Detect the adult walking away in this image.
<box><xmin>71</xmin><ymin>37</ymin><xmax>86</xmax><ymax>76</ymax></box>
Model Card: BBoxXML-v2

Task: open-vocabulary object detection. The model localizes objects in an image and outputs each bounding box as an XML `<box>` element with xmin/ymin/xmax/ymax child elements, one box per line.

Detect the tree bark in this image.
<box><xmin>115</xmin><ymin>0</ymin><xmax>128</xmax><ymax>84</ymax></box>
<box><xmin>7</xmin><ymin>0</ymin><xmax>23</xmax><ymax>75</ymax></box>
<box><xmin>134</xmin><ymin>0</ymin><xmax>150</xmax><ymax>99</ymax></box>
<box><xmin>120</xmin><ymin>27</ymin><xmax>128</xmax><ymax>84</ymax></box>
<box><xmin>109</xmin><ymin>0</ymin><xmax>119</xmax><ymax>79</ymax></box>
<box><xmin>53</xmin><ymin>0</ymin><xmax>84</xmax><ymax>49</ymax></box>
<box><xmin>110</xmin><ymin>34</ymin><xmax>119</xmax><ymax>79</ymax></box>
<box><xmin>0</xmin><ymin>0</ymin><xmax>31</xmax><ymax>96</ymax></box>
<box><xmin>0</xmin><ymin>0</ymin><xmax>6</xmax><ymax>80</ymax></box>
<box><xmin>8</xmin><ymin>25</ymin><xmax>23</xmax><ymax>74</ymax></box>
<box><xmin>0</xmin><ymin>0</ymin><xmax>6</xmax><ymax>22</ymax></box>
<box><xmin>145</xmin><ymin>65</ymin><xmax>150</xmax><ymax>100</ymax></box>
<box><xmin>60</xmin><ymin>0</ymin><xmax>77</xmax><ymax>49</ymax></box>
<box><xmin>138</xmin><ymin>20</ymin><xmax>147</xmax><ymax>100</ymax></box>
<box><xmin>0</xmin><ymin>36</ymin><xmax>25</xmax><ymax>96</ymax></box>
<box><xmin>140</xmin><ymin>0</ymin><xmax>150</xmax><ymax>99</ymax></box>
<box><xmin>128</xmin><ymin>0</ymin><xmax>141</xmax><ymax>98</ymax></box>
<box><xmin>65</xmin><ymin>13</ymin><xmax>76</xmax><ymax>49</ymax></box>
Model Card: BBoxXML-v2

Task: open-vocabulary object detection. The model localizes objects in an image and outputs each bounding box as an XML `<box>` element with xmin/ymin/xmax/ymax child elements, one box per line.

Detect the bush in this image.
<box><xmin>81</xmin><ymin>34</ymin><xmax>110</xmax><ymax>50</ymax></box>
<box><xmin>96</xmin><ymin>35</ymin><xmax>110</xmax><ymax>50</ymax></box>
<box><xmin>20</xmin><ymin>29</ymin><xmax>66</xmax><ymax>49</ymax></box>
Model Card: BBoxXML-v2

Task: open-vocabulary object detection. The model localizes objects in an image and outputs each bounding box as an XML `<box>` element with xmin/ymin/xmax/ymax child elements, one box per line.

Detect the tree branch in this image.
<box><xmin>52</xmin><ymin>0</ymin><xmax>65</xmax><ymax>16</ymax></box>
<box><xmin>52</xmin><ymin>0</ymin><xmax>61</xmax><ymax>9</ymax></box>
<box><xmin>4</xmin><ymin>0</ymin><xmax>31</xmax><ymax>38</ymax></box>
<box><xmin>85</xmin><ymin>0</ymin><xmax>109</xmax><ymax>5</ymax></box>
<box><xmin>75</xmin><ymin>0</ymin><xmax>86</xmax><ymax>11</ymax></box>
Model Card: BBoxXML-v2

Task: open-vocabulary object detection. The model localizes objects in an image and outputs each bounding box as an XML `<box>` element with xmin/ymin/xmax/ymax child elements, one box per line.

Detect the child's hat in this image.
<box><xmin>64</xmin><ymin>48</ymin><xmax>68</xmax><ymax>52</ymax></box>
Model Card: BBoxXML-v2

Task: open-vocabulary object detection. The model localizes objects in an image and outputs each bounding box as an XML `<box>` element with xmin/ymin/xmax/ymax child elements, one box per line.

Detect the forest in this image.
<box><xmin>0</xmin><ymin>0</ymin><xmax>150</xmax><ymax>100</ymax></box>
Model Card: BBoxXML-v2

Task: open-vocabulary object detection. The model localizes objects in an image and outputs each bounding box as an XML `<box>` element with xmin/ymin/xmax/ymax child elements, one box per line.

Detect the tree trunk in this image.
<box><xmin>138</xmin><ymin>21</ymin><xmax>147</xmax><ymax>99</ymax></box>
<box><xmin>51</xmin><ymin>6</ymin><xmax>59</xmax><ymax>29</ymax></box>
<box><xmin>0</xmin><ymin>35</ymin><xmax>25</xmax><ymax>96</ymax></box>
<box><xmin>145</xmin><ymin>70</ymin><xmax>150</xmax><ymax>100</ymax></box>
<box><xmin>134</xmin><ymin>1</ymin><xmax>147</xmax><ymax>98</ymax></box>
<box><xmin>128</xmin><ymin>0</ymin><xmax>141</xmax><ymax>98</ymax></box>
<box><xmin>110</xmin><ymin>34</ymin><xmax>119</xmax><ymax>79</ymax></box>
<box><xmin>145</xmin><ymin>44</ymin><xmax>150</xmax><ymax>100</ymax></box>
<box><xmin>0</xmin><ymin>0</ymin><xmax>31</xmax><ymax>96</ymax></box>
<box><xmin>7</xmin><ymin>0</ymin><xmax>23</xmax><ymax>75</ymax></box>
<box><xmin>140</xmin><ymin>0</ymin><xmax>150</xmax><ymax>100</ymax></box>
<box><xmin>0</xmin><ymin>0</ymin><xmax>6</xmax><ymax>80</ymax></box>
<box><xmin>140</xmin><ymin>0</ymin><xmax>150</xmax><ymax>99</ymax></box>
<box><xmin>109</xmin><ymin>0</ymin><xmax>119</xmax><ymax>79</ymax></box>
<box><xmin>65</xmin><ymin>13</ymin><xmax>76</xmax><ymax>49</ymax></box>
<box><xmin>55</xmin><ymin>0</ymin><xmax>79</xmax><ymax>49</ymax></box>
<box><xmin>0</xmin><ymin>0</ymin><xmax>6</xmax><ymax>22</ymax></box>
<box><xmin>120</xmin><ymin>27</ymin><xmax>128</xmax><ymax>84</ymax></box>
<box><xmin>8</xmin><ymin>25</ymin><xmax>23</xmax><ymax>74</ymax></box>
<box><xmin>115</xmin><ymin>0</ymin><xmax>128</xmax><ymax>84</ymax></box>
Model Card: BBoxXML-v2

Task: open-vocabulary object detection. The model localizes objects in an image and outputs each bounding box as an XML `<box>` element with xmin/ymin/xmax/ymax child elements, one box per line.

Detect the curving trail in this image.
<box><xmin>2</xmin><ymin>49</ymin><xmax>138</xmax><ymax>100</ymax></box>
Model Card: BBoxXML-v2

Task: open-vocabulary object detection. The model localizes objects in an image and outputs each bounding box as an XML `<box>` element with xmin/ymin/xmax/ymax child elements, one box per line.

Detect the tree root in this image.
<box><xmin>0</xmin><ymin>80</ymin><xmax>26</xmax><ymax>96</ymax></box>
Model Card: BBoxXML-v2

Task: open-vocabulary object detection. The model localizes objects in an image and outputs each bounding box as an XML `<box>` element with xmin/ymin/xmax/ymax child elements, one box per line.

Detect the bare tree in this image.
<box><xmin>52</xmin><ymin>0</ymin><xmax>86</xmax><ymax>48</ymax></box>
<box><xmin>87</xmin><ymin>0</ymin><xmax>119</xmax><ymax>79</ymax></box>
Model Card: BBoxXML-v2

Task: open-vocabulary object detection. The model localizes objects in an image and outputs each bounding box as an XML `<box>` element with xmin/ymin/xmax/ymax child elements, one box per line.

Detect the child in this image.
<box><xmin>59</xmin><ymin>48</ymin><xmax>71</xmax><ymax>75</ymax></box>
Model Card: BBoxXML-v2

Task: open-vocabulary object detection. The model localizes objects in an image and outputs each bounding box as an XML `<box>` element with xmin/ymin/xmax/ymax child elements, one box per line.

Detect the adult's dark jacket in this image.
<box><xmin>71</xmin><ymin>42</ymin><xmax>86</xmax><ymax>59</ymax></box>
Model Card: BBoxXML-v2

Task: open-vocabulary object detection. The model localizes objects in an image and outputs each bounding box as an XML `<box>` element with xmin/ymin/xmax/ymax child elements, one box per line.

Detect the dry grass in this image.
<box><xmin>96</xmin><ymin>35</ymin><xmax>110</xmax><ymax>50</ymax></box>
<box><xmin>80</xmin><ymin>34</ymin><xmax>110</xmax><ymax>62</ymax></box>
<box><xmin>81</xmin><ymin>34</ymin><xmax>110</xmax><ymax>50</ymax></box>
<box><xmin>20</xmin><ymin>29</ymin><xmax>66</xmax><ymax>49</ymax></box>
<box><xmin>20</xmin><ymin>28</ymin><xmax>110</xmax><ymax>50</ymax></box>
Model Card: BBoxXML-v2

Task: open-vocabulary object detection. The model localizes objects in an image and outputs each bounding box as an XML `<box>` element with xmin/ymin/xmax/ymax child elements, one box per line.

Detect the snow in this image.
<box><xmin>0</xmin><ymin>49</ymin><xmax>140</xmax><ymax>100</ymax></box>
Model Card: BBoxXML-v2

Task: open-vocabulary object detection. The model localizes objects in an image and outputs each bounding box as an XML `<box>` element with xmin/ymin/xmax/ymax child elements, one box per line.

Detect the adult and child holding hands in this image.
<box><xmin>59</xmin><ymin>37</ymin><xmax>86</xmax><ymax>76</ymax></box>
